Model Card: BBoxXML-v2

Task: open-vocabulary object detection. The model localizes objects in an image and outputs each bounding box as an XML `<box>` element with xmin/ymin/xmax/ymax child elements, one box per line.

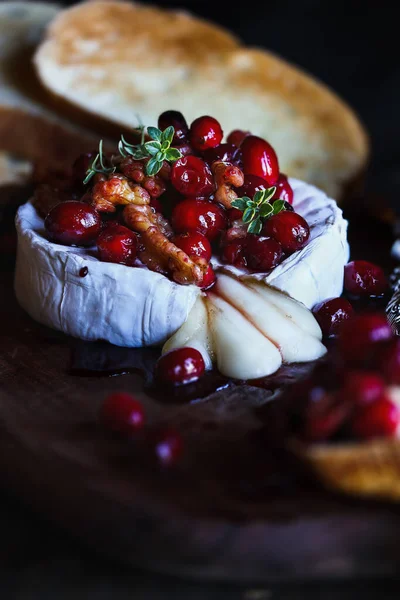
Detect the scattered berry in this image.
<box><xmin>244</xmin><ymin>235</ymin><xmax>283</xmax><ymax>271</ymax></box>
<box><xmin>45</xmin><ymin>201</ymin><xmax>102</xmax><ymax>246</ymax></box>
<box><xmin>173</xmin><ymin>231</ymin><xmax>212</xmax><ymax>262</ymax></box>
<box><xmin>351</xmin><ymin>395</ymin><xmax>400</xmax><ymax>439</ymax></box>
<box><xmin>341</xmin><ymin>371</ymin><xmax>386</xmax><ymax>406</ymax></box>
<box><xmin>156</xmin><ymin>347</ymin><xmax>205</xmax><ymax>385</ymax></box>
<box><xmin>344</xmin><ymin>260</ymin><xmax>388</xmax><ymax>297</ymax></box>
<box><xmin>337</xmin><ymin>313</ymin><xmax>393</xmax><ymax>364</ymax></box>
<box><xmin>152</xmin><ymin>428</ymin><xmax>184</xmax><ymax>467</ymax></box>
<box><xmin>158</xmin><ymin>110</ymin><xmax>189</xmax><ymax>144</ymax></box>
<box><xmin>312</xmin><ymin>297</ymin><xmax>354</xmax><ymax>338</ymax></box>
<box><xmin>97</xmin><ymin>224</ymin><xmax>138</xmax><ymax>265</ymax></box>
<box><xmin>100</xmin><ymin>392</ymin><xmax>145</xmax><ymax>434</ymax></box>
<box><xmin>302</xmin><ymin>388</ymin><xmax>350</xmax><ymax>442</ymax></box>
<box><xmin>190</xmin><ymin>116</ymin><xmax>223</xmax><ymax>152</ymax></box>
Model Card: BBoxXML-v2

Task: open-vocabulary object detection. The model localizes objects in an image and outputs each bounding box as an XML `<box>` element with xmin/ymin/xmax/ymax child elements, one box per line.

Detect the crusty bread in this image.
<box><xmin>296</xmin><ymin>439</ymin><xmax>400</xmax><ymax>502</ymax></box>
<box><xmin>0</xmin><ymin>1</ymin><xmax>104</xmax><ymax>183</ymax></box>
<box><xmin>34</xmin><ymin>0</ymin><xmax>369</xmax><ymax>200</ymax></box>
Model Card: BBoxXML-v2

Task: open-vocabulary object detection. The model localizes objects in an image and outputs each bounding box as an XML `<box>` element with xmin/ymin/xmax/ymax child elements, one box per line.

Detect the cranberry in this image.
<box><xmin>202</xmin><ymin>143</ymin><xmax>239</xmax><ymax>165</ymax></box>
<box><xmin>351</xmin><ymin>396</ymin><xmax>400</xmax><ymax>439</ymax></box>
<box><xmin>228</xmin><ymin>207</ymin><xmax>244</xmax><ymax>223</ymax></box>
<box><xmin>158</xmin><ymin>110</ymin><xmax>189</xmax><ymax>144</ymax></box>
<box><xmin>173</xmin><ymin>231</ymin><xmax>212</xmax><ymax>262</ymax></box>
<box><xmin>198</xmin><ymin>264</ymin><xmax>216</xmax><ymax>290</ymax></box>
<box><xmin>302</xmin><ymin>388</ymin><xmax>350</xmax><ymax>442</ymax></box>
<box><xmin>344</xmin><ymin>260</ymin><xmax>388</xmax><ymax>297</ymax></box>
<box><xmin>79</xmin><ymin>266</ymin><xmax>89</xmax><ymax>277</ymax></box>
<box><xmin>263</xmin><ymin>211</ymin><xmax>310</xmax><ymax>254</ymax></box>
<box><xmin>222</xmin><ymin>239</ymin><xmax>246</xmax><ymax>267</ymax></box>
<box><xmin>236</xmin><ymin>174</ymin><xmax>268</xmax><ymax>199</ymax></box>
<box><xmin>312</xmin><ymin>297</ymin><xmax>354</xmax><ymax>338</ymax></box>
<box><xmin>244</xmin><ymin>235</ymin><xmax>283</xmax><ymax>271</ymax></box>
<box><xmin>341</xmin><ymin>371</ymin><xmax>386</xmax><ymax>407</ymax></box>
<box><xmin>337</xmin><ymin>313</ymin><xmax>393</xmax><ymax>364</ymax></box>
<box><xmin>45</xmin><ymin>201</ymin><xmax>102</xmax><ymax>246</ymax></box>
<box><xmin>190</xmin><ymin>116</ymin><xmax>223</xmax><ymax>152</ymax></box>
<box><xmin>173</xmin><ymin>142</ymin><xmax>194</xmax><ymax>157</ymax></box>
<box><xmin>171</xmin><ymin>199</ymin><xmax>227</xmax><ymax>240</ymax></box>
<box><xmin>156</xmin><ymin>347</ymin><xmax>205</xmax><ymax>385</ymax></box>
<box><xmin>71</xmin><ymin>151</ymin><xmax>97</xmax><ymax>188</ymax></box>
<box><xmin>152</xmin><ymin>428</ymin><xmax>184</xmax><ymax>467</ymax></box>
<box><xmin>171</xmin><ymin>156</ymin><xmax>214</xmax><ymax>197</ymax></box>
<box><xmin>241</xmin><ymin>135</ymin><xmax>279</xmax><ymax>185</ymax></box>
<box><xmin>150</xmin><ymin>197</ymin><xmax>163</xmax><ymax>213</ymax></box>
<box><xmin>227</xmin><ymin>129</ymin><xmax>251</xmax><ymax>147</ymax></box>
<box><xmin>97</xmin><ymin>224</ymin><xmax>138</xmax><ymax>265</ymax></box>
<box><xmin>100</xmin><ymin>392</ymin><xmax>145</xmax><ymax>434</ymax></box>
<box><xmin>376</xmin><ymin>338</ymin><xmax>400</xmax><ymax>384</ymax></box>
<box><xmin>273</xmin><ymin>173</ymin><xmax>294</xmax><ymax>204</ymax></box>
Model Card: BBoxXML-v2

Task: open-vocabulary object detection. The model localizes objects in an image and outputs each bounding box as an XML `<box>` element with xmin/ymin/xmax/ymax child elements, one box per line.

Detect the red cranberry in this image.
<box><xmin>171</xmin><ymin>199</ymin><xmax>227</xmax><ymax>241</ymax></box>
<box><xmin>173</xmin><ymin>231</ymin><xmax>212</xmax><ymax>262</ymax></box>
<box><xmin>241</xmin><ymin>135</ymin><xmax>279</xmax><ymax>185</ymax></box>
<box><xmin>351</xmin><ymin>395</ymin><xmax>400</xmax><ymax>439</ymax></box>
<box><xmin>190</xmin><ymin>116</ymin><xmax>223</xmax><ymax>152</ymax></box>
<box><xmin>302</xmin><ymin>388</ymin><xmax>350</xmax><ymax>442</ymax></box>
<box><xmin>263</xmin><ymin>211</ymin><xmax>310</xmax><ymax>254</ymax></box>
<box><xmin>150</xmin><ymin>197</ymin><xmax>163</xmax><ymax>213</ymax></box>
<box><xmin>202</xmin><ymin>143</ymin><xmax>239</xmax><ymax>164</ymax></box>
<box><xmin>45</xmin><ymin>201</ymin><xmax>102</xmax><ymax>246</ymax></box>
<box><xmin>376</xmin><ymin>338</ymin><xmax>400</xmax><ymax>385</ymax></box>
<box><xmin>222</xmin><ymin>239</ymin><xmax>246</xmax><ymax>267</ymax></box>
<box><xmin>227</xmin><ymin>129</ymin><xmax>251</xmax><ymax>147</ymax></box>
<box><xmin>244</xmin><ymin>235</ymin><xmax>283</xmax><ymax>271</ymax></box>
<box><xmin>198</xmin><ymin>264</ymin><xmax>216</xmax><ymax>290</ymax></box>
<box><xmin>156</xmin><ymin>347</ymin><xmax>205</xmax><ymax>385</ymax></box>
<box><xmin>337</xmin><ymin>313</ymin><xmax>393</xmax><ymax>364</ymax></box>
<box><xmin>173</xmin><ymin>142</ymin><xmax>194</xmax><ymax>157</ymax></box>
<box><xmin>344</xmin><ymin>260</ymin><xmax>388</xmax><ymax>297</ymax></box>
<box><xmin>152</xmin><ymin>428</ymin><xmax>184</xmax><ymax>467</ymax></box>
<box><xmin>341</xmin><ymin>371</ymin><xmax>386</xmax><ymax>407</ymax></box>
<box><xmin>171</xmin><ymin>156</ymin><xmax>214</xmax><ymax>197</ymax></box>
<box><xmin>100</xmin><ymin>392</ymin><xmax>145</xmax><ymax>434</ymax></box>
<box><xmin>158</xmin><ymin>110</ymin><xmax>189</xmax><ymax>144</ymax></box>
<box><xmin>273</xmin><ymin>173</ymin><xmax>294</xmax><ymax>204</ymax></box>
<box><xmin>312</xmin><ymin>297</ymin><xmax>354</xmax><ymax>338</ymax></box>
<box><xmin>235</xmin><ymin>174</ymin><xmax>268</xmax><ymax>199</ymax></box>
<box><xmin>97</xmin><ymin>224</ymin><xmax>138</xmax><ymax>265</ymax></box>
<box><xmin>228</xmin><ymin>207</ymin><xmax>244</xmax><ymax>223</ymax></box>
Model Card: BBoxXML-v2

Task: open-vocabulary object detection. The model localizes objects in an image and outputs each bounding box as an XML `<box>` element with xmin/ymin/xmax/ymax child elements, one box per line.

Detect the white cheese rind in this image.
<box><xmin>214</xmin><ymin>178</ymin><xmax>349</xmax><ymax>308</ymax></box>
<box><xmin>14</xmin><ymin>202</ymin><xmax>200</xmax><ymax>347</ymax></box>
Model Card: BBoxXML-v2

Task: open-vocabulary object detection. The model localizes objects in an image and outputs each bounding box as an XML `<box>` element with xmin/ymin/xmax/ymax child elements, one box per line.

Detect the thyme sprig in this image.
<box><xmin>118</xmin><ymin>125</ymin><xmax>182</xmax><ymax>176</ymax></box>
<box><xmin>83</xmin><ymin>140</ymin><xmax>116</xmax><ymax>185</ymax></box>
<box><xmin>231</xmin><ymin>187</ymin><xmax>286</xmax><ymax>234</ymax></box>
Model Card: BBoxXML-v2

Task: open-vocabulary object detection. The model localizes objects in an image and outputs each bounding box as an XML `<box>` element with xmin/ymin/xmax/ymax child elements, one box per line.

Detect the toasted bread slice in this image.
<box><xmin>0</xmin><ymin>1</ymin><xmax>103</xmax><ymax>180</ymax></box>
<box><xmin>34</xmin><ymin>0</ymin><xmax>368</xmax><ymax>200</ymax></box>
<box><xmin>295</xmin><ymin>439</ymin><xmax>400</xmax><ymax>502</ymax></box>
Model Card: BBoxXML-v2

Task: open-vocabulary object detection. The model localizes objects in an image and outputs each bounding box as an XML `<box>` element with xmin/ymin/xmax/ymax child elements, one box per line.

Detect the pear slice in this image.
<box><xmin>247</xmin><ymin>280</ymin><xmax>323</xmax><ymax>340</ymax></box>
<box><xmin>216</xmin><ymin>274</ymin><xmax>326</xmax><ymax>363</ymax></box>
<box><xmin>162</xmin><ymin>296</ymin><xmax>213</xmax><ymax>370</ymax></box>
<box><xmin>206</xmin><ymin>293</ymin><xmax>282</xmax><ymax>379</ymax></box>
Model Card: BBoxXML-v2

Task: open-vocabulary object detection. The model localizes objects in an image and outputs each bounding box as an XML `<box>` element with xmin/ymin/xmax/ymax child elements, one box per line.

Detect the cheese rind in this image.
<box><xmin>14</xmin><ymin>202</ymin><xmax>200</xmax><ymax>346</ymax></box>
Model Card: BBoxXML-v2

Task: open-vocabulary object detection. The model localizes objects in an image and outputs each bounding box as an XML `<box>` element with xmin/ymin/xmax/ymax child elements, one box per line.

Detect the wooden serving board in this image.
<box><xmin>1</xmin><ymin>211</ymin><xmax>400</xmax><ymax>582</ymax></box>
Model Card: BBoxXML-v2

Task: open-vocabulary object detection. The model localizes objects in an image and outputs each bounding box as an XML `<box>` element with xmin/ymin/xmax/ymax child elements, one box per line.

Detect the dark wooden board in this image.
<box><xmin>1</xmin><ymin>211</ymin><xmax>400</xmax><ymax>582</ymax></box>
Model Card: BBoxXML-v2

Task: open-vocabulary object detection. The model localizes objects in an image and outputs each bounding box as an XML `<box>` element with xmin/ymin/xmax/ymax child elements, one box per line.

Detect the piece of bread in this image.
<box><xmin>34</xmin><ymin>0</ymin><xmax>369</xmax><ymax>200</ymax></box>
<box><xmin>0</xmin><ymin>1</ymin><xmax>105</xmax><ymax>184</ymax></box>
<box><xmin>296</xmin><ymin>439</ymin><xmax>400</xmax><ymax>502</ymax></box>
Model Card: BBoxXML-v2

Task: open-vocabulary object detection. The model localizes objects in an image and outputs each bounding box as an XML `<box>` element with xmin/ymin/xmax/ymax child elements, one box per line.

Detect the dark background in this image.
<box><xmin>2</xmin><ymin>1</ymin><xmax>400</xmax><ymax>598</ymax></box>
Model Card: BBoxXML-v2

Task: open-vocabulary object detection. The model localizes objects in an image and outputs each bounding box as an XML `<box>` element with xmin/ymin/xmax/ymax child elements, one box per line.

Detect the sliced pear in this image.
<box><xmin>206</xmin><ymin>293</ymin><xmax>282</xmax><ymax>379</ymax></box>
<box><xmin>247</xmin><ymin>280</ymin><xmax>323</xmax><ymax>340</ymax></box>
<box><xmin>216</xmin><ymin>274</ymin><xmax>326</xmax><ymax>363</ymax></box>
<box><xmin>162</xmin><ymin>296</ymin><xmax>213</xmax><ymax>370</ymax></box>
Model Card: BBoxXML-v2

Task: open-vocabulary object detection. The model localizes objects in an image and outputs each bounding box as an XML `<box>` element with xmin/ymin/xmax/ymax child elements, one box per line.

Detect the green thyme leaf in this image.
<box><xmin>231</xmin><ymin>198</ymin><xmax>248</xmax><ymax>212</ymax></box>
<box><xmin>165</xmin><ymin>147</ymin><xmax>182</xmax><ymax>162</ymax></box>
<box><xmin>147</xmin><ymin>126</ymin><xmax>162</xmax><ymax>142</ymax></box>
<box><xmin>248</xmin><ymin>217</ymin><xmax>262</xmax><ymax>234</ymax></box>
<box><xmin>264</xmin><ymin>186</ymin><xmax>276</xmax><ymax>202</ymax></box>
<box><xmin>242</xmin><ymin>207</ymin><xmax>256</xmax><ymax>223</ymax></box>
<box><xmin>145</xmin><ymin>141</ymin><xmax>161</xmax><ymax>156</ymax></box>
<box><xmin>146</xmin><ymin>157</ymin><xmax>163</xmax><ymax>176</ymax></box>
<box><xmin>162</xmin><ymin>125</ymin><xmax>174</xmax><ymax>144</ymax></box>
<box><xmin>259</xmin><ymin>202</ymin><xmax>274</xmax><ymax>218</ymax></box>
<box><xmin>272</xmin><ymin>199</ymin><xmax>286</xmax><ymax>214</ymax></box>
<box><xmin>253</xmin><ymin>190</ymin><xmax>264</xmax><ymax>205</ymax></box>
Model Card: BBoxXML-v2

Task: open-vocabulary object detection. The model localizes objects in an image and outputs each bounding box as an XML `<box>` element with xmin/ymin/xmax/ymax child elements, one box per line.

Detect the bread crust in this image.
<box><xmin>295</xmin><ymin>439</ymin><xmax>400</xmax><ymax>501</ymax></box>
